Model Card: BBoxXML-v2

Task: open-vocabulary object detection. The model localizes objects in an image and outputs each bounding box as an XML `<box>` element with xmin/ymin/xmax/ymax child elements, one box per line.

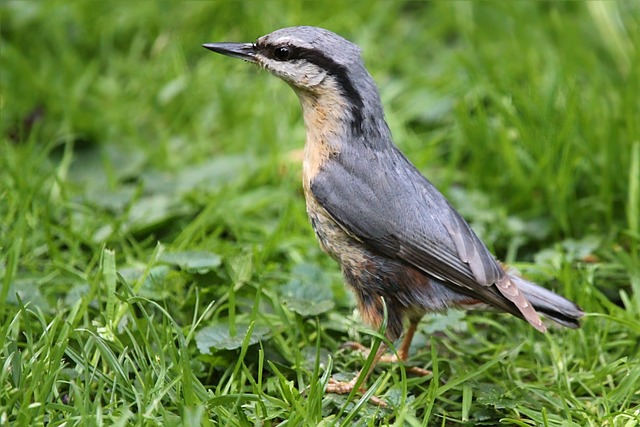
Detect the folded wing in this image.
<box><xmin>311</xmin><ymin>144</ymin><xmax>546</xmax><ymax>331</ymax></box>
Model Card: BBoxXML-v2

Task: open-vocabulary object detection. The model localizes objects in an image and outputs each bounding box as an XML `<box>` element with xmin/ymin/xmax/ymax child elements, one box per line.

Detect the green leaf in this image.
<box><xmin>159</xmin><ymin>251</ymin><xmax>222</xmax><ymax>274</ymax></box>
<box><xmin>283</xmin><ymin>294</ymin><xmax>334</xmax><ymax>317</ymax></box>
<box><xmin>135</xmin><ymin>156</ymin><xmax>260</xmax><ymax>211</ymax></box>
<box><xmin>475</xmin><ymin>383</ymin><xmax>518</xmax><ymax>410</ymax></box>
<box><xmin>423</xmin><ymin>309</ymin><xmax>467</xmax><ymax>334</ymax></box>
<box><xmin>534</xmin><ymin>235</ymin><xmax>601</xmax><ymax>268</ymax></box>
<box><xmin>118</xmin><ymin>265</ymin><xmax>172</xmax><ymax>299</ymax></box>
<box><xmin>6</xmin><ymin>278</ymin><xmax>50</xmax><ymax>311</ymax></box>
<box><xmin>125</xmin><ymin>194</ymin><xmax>190</xmax><ymax>234</ymax></box>
<box><xmin>228</xmin><ymin>251</ymin><xmax>253</xmax><ymax>284</ymax></box>
<box><xmin>82</xmin><ymin>185</ymin><xmax>137</xmax><ymax>213</ymax></box>
<box><xmin>279</xmin><ymin>264</ymin><xmax>335</xmax><ymax>316</ymax></box>
<box><xmin>195</xmin><ymin>323</ymin><xmax>270</xmax><ymax>353</ymax></box>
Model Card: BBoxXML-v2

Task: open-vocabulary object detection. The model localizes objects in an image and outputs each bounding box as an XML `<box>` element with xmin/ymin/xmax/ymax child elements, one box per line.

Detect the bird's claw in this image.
<box><xmin>326</xmin><ymin>377</ymin><xmax>360</xmax><ymax>394</ymax></box>
<box><xmin>340</xmin><ymin>342</ymin><xmax>431</xmax><ymax>377</ymax></box>
<box><xmin>340</xmin><ymin>341</ymin><xmax>369</xmax><ymax>352</ymax></box>
<box><xmin>405</xmin><ymin>366</ymin><xmax>432</xmax><ymax>377</ymax></box>
<box><xmin>326</xmin><ymin>378</ymin><xmax>387</xmax><ymax>407</ymax></box>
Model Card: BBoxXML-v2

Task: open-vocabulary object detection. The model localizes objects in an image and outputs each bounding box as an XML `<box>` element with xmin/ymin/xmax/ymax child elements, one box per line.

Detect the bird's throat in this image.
<box><xmin>297</xmin><ymin>91</ymin><xmax>349</xmax><ymax>191</ymax></box>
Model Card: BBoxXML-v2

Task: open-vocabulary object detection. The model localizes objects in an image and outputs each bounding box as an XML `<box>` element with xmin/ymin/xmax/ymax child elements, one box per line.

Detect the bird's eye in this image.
<box><xmin>273</xmin><ymin>46</ymin><xmax>291</xmax><ymax>61</ymax></box>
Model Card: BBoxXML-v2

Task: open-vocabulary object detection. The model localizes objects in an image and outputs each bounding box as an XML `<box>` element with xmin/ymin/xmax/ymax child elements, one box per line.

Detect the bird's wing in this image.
<box><xmin>311</xmin><ymin>145</ymin><xmax>545</xmax><ymax>330</ymax></box>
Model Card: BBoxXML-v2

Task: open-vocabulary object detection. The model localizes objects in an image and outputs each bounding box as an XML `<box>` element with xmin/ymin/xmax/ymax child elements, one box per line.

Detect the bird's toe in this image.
<box><xmin>326</xmin><ymin>378</ymin><xmax>387</xmax><ymax>406</ymax></box>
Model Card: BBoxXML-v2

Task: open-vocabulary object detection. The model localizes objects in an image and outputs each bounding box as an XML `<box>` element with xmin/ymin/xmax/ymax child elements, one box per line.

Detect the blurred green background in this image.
<box><xmin>1</xmin><ymin>1</ymin><xmax>638</xmax><ymax>425</ymax></box>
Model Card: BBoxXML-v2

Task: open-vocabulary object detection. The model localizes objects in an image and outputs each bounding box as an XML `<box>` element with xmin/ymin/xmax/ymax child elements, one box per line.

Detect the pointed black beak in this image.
<box><xmin>202</xmin><ymin>42</ymin><xmax>257</xmax><ymax>63</ymax></box>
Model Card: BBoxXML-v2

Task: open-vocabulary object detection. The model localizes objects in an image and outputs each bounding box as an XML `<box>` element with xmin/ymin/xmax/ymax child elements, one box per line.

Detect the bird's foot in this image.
<box><xmin>326</xmin><ymin>377</ymin><xmax>387</xmax><ymax>407</ymax></box>
<box><xmin>326</xmin><ymin>377</ymin><xmax>359</xmax><ymax>394</ymax></box>
<box><xmin>341</xmin><ymin>341</ymin><xmax>431</xmax><ymax>377</ymax></box>
<box><xmin>341</xmin><ymin>341</ymin><xmax>370</xmax><ymax>353</ymax></box>
<box><xmin>402</xmin><ymin>365</ymin><xmax>432</xmax><ymax>376</ymax></box>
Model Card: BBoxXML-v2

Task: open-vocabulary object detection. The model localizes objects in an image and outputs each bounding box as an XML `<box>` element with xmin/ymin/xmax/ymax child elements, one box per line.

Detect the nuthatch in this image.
<box><xmin>203</xmin><ymin>26</ymin><xmax>583</xmax><ymax>399</ymax></box>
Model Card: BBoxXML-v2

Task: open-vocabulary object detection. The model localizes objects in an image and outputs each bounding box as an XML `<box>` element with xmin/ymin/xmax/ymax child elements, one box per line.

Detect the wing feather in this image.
<box><xmin>311</xmin><ymin>145</ymin><xmax>543</xmax><ymax>329</ymax></box>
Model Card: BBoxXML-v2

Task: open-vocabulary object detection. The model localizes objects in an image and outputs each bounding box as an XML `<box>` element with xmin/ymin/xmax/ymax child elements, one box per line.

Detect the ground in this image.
<box><xmin>1</xmin><ymin>1</ymin><xmax>639</xmax><ymax>426</ymax></box>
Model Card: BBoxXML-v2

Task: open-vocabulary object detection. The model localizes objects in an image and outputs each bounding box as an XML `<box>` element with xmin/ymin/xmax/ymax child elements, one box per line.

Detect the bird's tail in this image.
<box><xmin>509</xmin><ymin>274</ymin><xmax>584</xmax><ymax>328</ymax></box>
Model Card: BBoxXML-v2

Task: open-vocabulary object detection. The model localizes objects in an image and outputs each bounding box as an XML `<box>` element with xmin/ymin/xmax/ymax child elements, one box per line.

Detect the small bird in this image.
<box><xmin>203</xmin><ymin>26</ymin><xmax>584</xmax><ymax>398</ymax></box>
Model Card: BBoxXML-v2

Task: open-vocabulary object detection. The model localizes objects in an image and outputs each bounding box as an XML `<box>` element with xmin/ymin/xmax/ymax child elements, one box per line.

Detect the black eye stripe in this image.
<box><xmin>256</xmin><ymin>43</ymin><xmax>299</xmax><ymax>61</ymax></box>
<box><xmin>295</xmin><ymin>48</ymin><xmax>365</xmax><ymax>133</ymax></box>
<box><xmin>255</xmin><ymin>42</ymin><xmax>365</xmax><ymax>134</ymax></box>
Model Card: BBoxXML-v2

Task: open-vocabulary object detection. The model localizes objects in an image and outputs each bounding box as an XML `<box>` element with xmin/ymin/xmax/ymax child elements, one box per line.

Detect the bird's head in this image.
<box><xmin>203</xmin><ymin>26</ymin><xmax>363</xmax><ymax>95</ymax></box>
<box><xmin>204</xmin><ymin>27</ymin><xmax>389</xmax><ymax>140</ymax></box>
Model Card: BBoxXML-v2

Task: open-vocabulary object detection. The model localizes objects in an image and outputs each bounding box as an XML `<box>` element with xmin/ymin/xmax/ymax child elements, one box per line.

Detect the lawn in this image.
<box><xmin>1</xmin><ymin>1</ymin><xmax>639</xmax><ymax>425</ymax></box>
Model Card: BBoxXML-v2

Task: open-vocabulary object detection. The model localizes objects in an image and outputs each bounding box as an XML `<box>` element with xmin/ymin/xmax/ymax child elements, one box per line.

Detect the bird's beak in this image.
<box><xmin>202</xmin><ymin>42</ymin><xmax>257</xmax><ymax>63</ymax></box>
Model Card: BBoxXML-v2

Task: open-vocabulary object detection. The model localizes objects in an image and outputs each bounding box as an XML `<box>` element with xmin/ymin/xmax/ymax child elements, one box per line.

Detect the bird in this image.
<box><xmin>203</xmin><ymin>26</ymin><xmax>584</xmax><ymax>400</ymax></box>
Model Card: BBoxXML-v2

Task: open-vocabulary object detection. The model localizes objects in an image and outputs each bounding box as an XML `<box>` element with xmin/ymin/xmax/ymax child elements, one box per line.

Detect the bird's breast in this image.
<box><xmin>303</xmin><ymin>187</ymin><xmax>352</xmax><ymax>261</ymax></box>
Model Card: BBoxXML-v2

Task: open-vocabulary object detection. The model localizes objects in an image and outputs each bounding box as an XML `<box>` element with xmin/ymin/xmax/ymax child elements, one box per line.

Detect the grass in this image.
<box><xmin>1</xmin><ymin>1</ymin><xmax>639</xmax><ymax>425</ymax></box>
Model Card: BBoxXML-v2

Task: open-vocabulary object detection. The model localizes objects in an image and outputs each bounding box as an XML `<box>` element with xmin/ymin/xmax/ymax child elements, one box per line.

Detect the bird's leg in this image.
<box><xmin>383</xmin><ymin>320</ymin><xmax>431</xmax><ymax>376</ymax></box>
<box><xmin>341</xmin><ymin>319</ymin><xmax>431</xmax><ymax>376</ymax></box>
<box><xmin>385</xmin><ymin>319</ymin><xmax>418</xmax><ymax>362</ymax></box>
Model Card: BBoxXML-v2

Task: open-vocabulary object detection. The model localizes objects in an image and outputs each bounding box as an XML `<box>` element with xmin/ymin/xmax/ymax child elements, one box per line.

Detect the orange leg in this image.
<box><xmin>344</xmin><ymin>320</ymin><xmax>431</xmax><ymax>377</ymax></box>
<box><xmin>326</xmin><ymin>320</ymin><xmax>431</xmax><ymax>405</ymax></box>
<box><xmin>389</xmin><ymin>319</ymin><xmax>418</xmax><ymax>361</ymax></box>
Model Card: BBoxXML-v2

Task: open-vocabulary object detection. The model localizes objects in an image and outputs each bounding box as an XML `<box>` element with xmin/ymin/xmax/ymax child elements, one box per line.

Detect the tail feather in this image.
<box><xmin>496</xmin><ymin>275</ymin><xmax>546</xmax><ymax>332</ymax></box>
<box><xmin>509</xmin><ymin>274</ymin><xmax>584</xmax><ymax>329</ymax></box>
